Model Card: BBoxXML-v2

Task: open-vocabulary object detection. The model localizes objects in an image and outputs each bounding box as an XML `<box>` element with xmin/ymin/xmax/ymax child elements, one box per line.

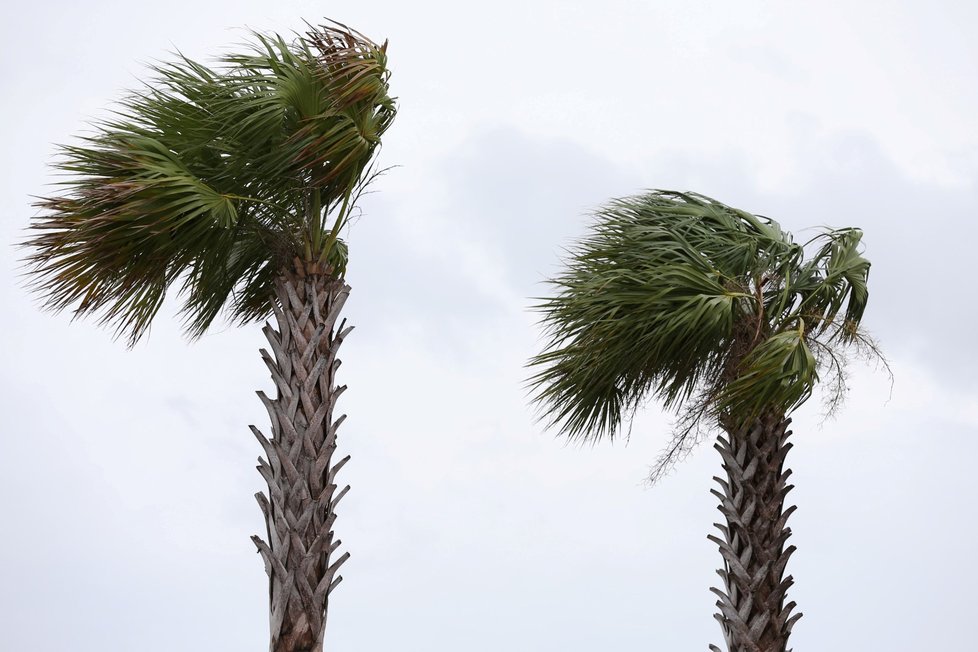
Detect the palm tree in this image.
<box><xmin>528</xmin><ymin>191</ymin><xmax>883</xmax><ymax>652</ymax></box>
<box><xmin>24</xmin><ymin>21</ymin><xmax>396</xmax><ymax>652</ymax></box>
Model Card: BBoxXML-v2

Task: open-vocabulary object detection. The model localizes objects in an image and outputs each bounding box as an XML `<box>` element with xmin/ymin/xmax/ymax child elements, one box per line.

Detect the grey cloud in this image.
<box><xmin>341</xmin><ymin>127</ymin><xmax>641</xmax><ymax>363</ymax></box>
<box><xmin>440</xmin><ymin>128</ymin><xmax>643</xmax><ymax>292</ymax></box>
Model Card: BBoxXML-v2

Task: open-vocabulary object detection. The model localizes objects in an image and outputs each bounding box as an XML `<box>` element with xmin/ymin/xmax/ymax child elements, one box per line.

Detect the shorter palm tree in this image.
<box><xmin>24</xmin><ymin>21</ymin><xmax>395</xmax><ymax>652</ymax></box>
<box><xmin>528</xmin><ymin>191</ymin><xmax>884</xmax><ymax>652</ymax></box>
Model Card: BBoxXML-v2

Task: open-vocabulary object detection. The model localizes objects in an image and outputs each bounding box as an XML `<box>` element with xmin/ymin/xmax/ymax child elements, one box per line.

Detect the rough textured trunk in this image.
<box><xmin>708</xmin><ymin>414</ymin><xmax>802</xmax><ymax>652</ymax></box>
<box><xmin>251</xmin><ymin>263</ymin><xmax>352</xmax><ymax>652</ymax></box>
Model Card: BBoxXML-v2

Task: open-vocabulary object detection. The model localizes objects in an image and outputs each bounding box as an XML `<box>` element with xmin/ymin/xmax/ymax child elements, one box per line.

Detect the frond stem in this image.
<box><xmin>750</xmin><ymin>276</ymin><xmax>768</xmax><ymax>350</ymax></box>
<box><xmin>318</xmin><ymin>175</ymin><xmax>357</xmax><ymax>268</ymax></box>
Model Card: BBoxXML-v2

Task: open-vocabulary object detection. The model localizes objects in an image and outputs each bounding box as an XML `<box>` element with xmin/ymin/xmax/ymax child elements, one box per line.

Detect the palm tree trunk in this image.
<box><xmin>708</xmin><ymin>414</ymin><xmax>802</xmax><ymax>652</ymax></box>
<box><xmin>251</xmin><ymin>262</ymin><xmax>353</xmax><ymax>652</ymax></box>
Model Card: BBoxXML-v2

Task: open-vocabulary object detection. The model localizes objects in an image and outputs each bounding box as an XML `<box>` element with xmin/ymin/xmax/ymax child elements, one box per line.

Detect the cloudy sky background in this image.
<box><xmin>2</xmin><ymin>1</ymin><xmax>977</xmax><ymax>650</ymax></box>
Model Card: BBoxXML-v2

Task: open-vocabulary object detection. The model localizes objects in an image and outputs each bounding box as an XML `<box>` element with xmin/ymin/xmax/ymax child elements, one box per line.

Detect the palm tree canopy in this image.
<box><xmin>528</xmin><ymin>190</ymin><xmax>876</xmax><ymax>446</ymax></box>
<box><xmin>25</xmin><ymin>21</ymin><xmax>396</xmax><ymax>343</ymax></box>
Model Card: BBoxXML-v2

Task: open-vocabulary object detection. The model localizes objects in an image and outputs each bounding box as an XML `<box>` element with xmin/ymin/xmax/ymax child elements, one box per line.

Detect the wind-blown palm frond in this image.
<box><xmin>528</xmin><ymin>191</ymin><xmax>877</xmax><ymax>444</ymax></box>
<box><xmin>24</xmin><ymin>21</ymin><xmax>395</xmax><ymax>343</ymax></box>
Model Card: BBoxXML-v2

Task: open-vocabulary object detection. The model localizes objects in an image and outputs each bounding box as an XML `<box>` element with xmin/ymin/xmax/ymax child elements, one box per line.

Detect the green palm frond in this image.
<box><xmin>795</xmin><ymin>227</ymin><xmax>870</xmax><ymax>341</ymax></box>
<box><xmin>528</xmin><ymin>190</ymin><xmax>876</xmax><ymax>443</ymax></box>
<box><xmin>24</xmin><ymin>20</ymin><xmax>395</xmax><ymax>344</ymax></box>
<box><xmin>716</xmin><ymin>324</ymin><xmax>818</xmax><ymax>423</ymax></box>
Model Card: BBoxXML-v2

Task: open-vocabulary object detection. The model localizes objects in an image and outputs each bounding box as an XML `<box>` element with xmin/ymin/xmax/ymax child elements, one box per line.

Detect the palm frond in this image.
<box><xmin>528</xmin><ymin>190</ymin><xmax>878</xmax><ymax>446</ymax></box>
<box><xmin>24</xmin><ymin>20</ymin><xmax>396</xmax><ymax>344</ymax></box>
<box><xmin>717</xmin><ymin>324</ymin><xmax>818</xmax><ymax>424</ymax></box>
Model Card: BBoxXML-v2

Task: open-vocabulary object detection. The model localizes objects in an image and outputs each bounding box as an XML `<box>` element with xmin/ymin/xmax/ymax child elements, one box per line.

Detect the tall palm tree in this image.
<box><xmin>24</xmin><ymin>21</ymin><xmax>396</xmax><ymax>652</ymax></box>
<box><xmin>528</xmin><ymin>191</ymin><xmax>882</xmax><ymax>652</ymax></box>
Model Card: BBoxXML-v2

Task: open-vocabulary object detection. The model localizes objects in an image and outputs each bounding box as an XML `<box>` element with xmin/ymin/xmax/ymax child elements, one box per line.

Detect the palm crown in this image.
<box><xmin>529</xmin><ymin>191</ymin><xmax>877</xmax><ymax>459</ymax></box>
<box><xmin>25</xmin><ymin>22</ymin><xmax>395</xmax><ymax>343</ymax></box>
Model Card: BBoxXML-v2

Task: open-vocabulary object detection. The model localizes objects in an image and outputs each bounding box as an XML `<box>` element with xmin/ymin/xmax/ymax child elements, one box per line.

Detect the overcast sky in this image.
<box><xmin>2</xmin><ymin>1</ymin><xmax>977</xmax><ymax>650</ymax></box>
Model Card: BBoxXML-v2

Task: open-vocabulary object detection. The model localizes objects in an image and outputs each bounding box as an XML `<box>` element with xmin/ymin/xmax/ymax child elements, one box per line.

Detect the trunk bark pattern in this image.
<box><xmin>708</xmin><ymin>415</ymin><xmax>802</xmax><ymax>652</ymax></box>
<box><xmin>251</xmin><ymin>264</ymin><xmax>352</xmax><ymax>652</ymax></box>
